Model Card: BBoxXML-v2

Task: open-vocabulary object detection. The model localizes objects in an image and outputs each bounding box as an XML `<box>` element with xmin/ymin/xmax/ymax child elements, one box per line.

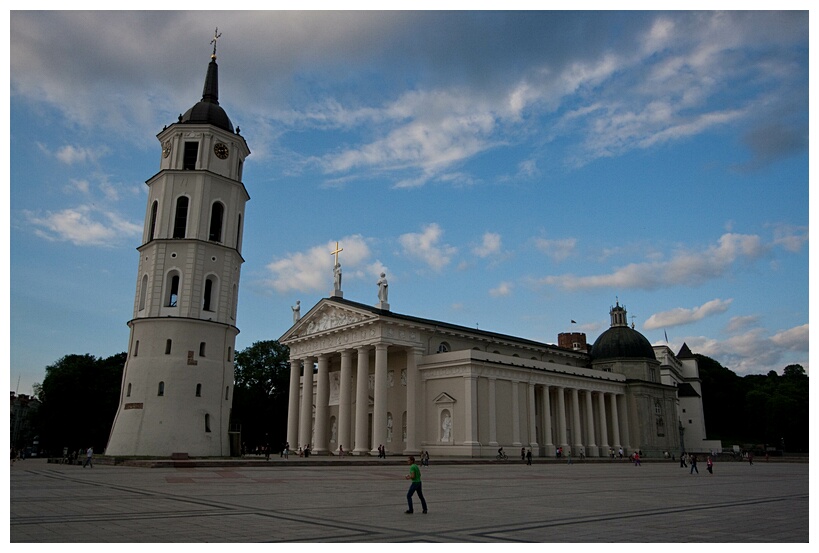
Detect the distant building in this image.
<box><xmin>281</xmin><ymin>294</ymin><xmax>721</xmax><ymax>458</ymax></box>
<box><xmin>10</xmin><ymin>392</ymin><xmax>41</xmax><ymax>451</ymax></box>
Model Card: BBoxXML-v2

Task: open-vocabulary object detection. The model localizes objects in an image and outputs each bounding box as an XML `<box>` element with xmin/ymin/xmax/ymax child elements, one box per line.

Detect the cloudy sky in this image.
<box><xmin>8</xmin><ymin>9</ymin><xmax>810</xmax><ymax>395</ymax></box>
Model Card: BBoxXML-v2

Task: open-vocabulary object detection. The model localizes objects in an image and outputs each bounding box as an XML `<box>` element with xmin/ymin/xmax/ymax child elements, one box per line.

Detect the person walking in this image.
<box><xmin>690</xmin><ymin>454</ymin><xmax>699</xmax><ymax>474</ymax></box>
<box><xmin>680</xmin><ymin>452</ymin><xmax>687</xmax><ymax>468</ymax></box>
<box><xmin>404</xmin><ymin>456</ymin><xmax>428</xmax><ymax>514</ymax></box>
<box><xmin>706</xmin><ymin>456</ymin><xmax>714</xmax><ymax>474</ymax></box>
<box><xmin>526</xmin><ymin>449</ymin><xmax>532</xmax><ymax>465</ymax></box>
<box><xmin>83</xmin><ymin>446</ymin><xmax>93</xmax><ymax>468</ymax></box>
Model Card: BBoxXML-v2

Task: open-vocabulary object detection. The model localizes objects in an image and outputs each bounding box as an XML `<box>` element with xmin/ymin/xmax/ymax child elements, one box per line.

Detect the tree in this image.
<box><xmin>231</xmin><ymin>340</ymin><xmax>291</xmax><ymax>453</ymax></box>
<box><xmin>33</xmin><ymin>352</ymin><xmax>126</xmax><ymax>456</ymax></box>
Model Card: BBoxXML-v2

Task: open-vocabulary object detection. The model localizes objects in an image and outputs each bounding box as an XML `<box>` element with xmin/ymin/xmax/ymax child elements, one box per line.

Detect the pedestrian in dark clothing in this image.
<box><xmin>690</xmin><ymin>454</ymin><xmax>699</xmax><ymax>474</ymax></box>
<box><xmin>526</xmin><ymin>449</ymin><xmax>532</xmax><ymax>465</ymax></box>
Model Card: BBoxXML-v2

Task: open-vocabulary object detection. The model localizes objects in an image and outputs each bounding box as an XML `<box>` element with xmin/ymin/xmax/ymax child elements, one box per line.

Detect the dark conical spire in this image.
<box><xmin>178</xmin><ymin>29</ymin><xmax>233</xmax><ymax>133</ymax></box>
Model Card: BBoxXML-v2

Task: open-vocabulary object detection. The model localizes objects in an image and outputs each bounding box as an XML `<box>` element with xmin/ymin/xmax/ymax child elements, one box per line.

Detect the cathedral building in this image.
<box><xmin>107</xmin><ymin>36</ymin><xmax>250</xmax><ymax>457</ymax></box>
<box><xmin>281</xmin><ymin>285</ymin><xmax>721</xmax><ymax>458</ymax></box>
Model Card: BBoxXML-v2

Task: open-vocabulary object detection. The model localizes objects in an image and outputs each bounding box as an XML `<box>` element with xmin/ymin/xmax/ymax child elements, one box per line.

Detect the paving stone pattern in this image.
<box><xmin>10</xmin><ymin>458</ymin><xmax>808</xmax><ymax>542</ymax></box>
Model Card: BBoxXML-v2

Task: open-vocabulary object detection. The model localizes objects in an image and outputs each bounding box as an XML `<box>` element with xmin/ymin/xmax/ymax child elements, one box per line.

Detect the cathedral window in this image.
<box><xmin>209</xmin><ymin>202</ymin><xmax>224</xmax><ymax>242</ymax></box>
<box><xmin>158</xmin><ymin>381</ymin><xmax>165</xmax><ymax>396</ymax></box>
<box><xmin>134</xmin><ymin>340</ymin><xmax>139</xmax><ymax>357</ymax></box>
<box><xmin>236</xmin><ymin>213</ymin><xmax>243</xmax><ymax>250</ymax></box>
<box><xmin>199</xmin><ymin>342</ymin><xmax>206</xmax><ymax>357</ymax></box>
<box><xmin>127</xmin><ymin>383</ymin><xmax>132</xmax><ymax>397</ymax></box>
<box><xmin>225</xmin><ymin>386</ymin><xmax>230</xmax><ymax>400</ymax></box>
<box><xmin>437</xmin><ymin>342</ymin><xmax>450</xmax><ymax>353</ymax></box>
<box><xmin>149</xmin><ymin>200</ymin><xmax>158</xmax><ymax>240</ymax></box>
<box><xmin>165</xmin><ymin>339</ymin><xmax>172</xmax><ymax>355</ymax></box>
<box><xmin>173</xmin><ymin>196</ymin><xmax>189</xmax><ymax>239</ymax></box>
<box><xmin>183</xmin><ymin>141</ymin><xmax>198</xmax><ymax>170</ymax></box>
<box><xmin>196</xmin><ymin>384</ymin><xmax>201</xmax><ymax>397</ymax></box>
<box><xmin>166</xmin><ymin>272</ymin><xmax>180</xmax><ymax>307</ymax></box>
<box><xmin>205</xmin><ymin>414</ymin><xmax>211</xmax><ymax>432</ymax></box>
<box><xmin>227</xmin><ymin>347</ymin><xmax>232</xmax><ymax>362</ymax></box>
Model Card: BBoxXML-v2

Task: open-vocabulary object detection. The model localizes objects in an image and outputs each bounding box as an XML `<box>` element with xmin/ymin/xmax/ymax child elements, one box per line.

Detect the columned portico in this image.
<box><xmin>313</xmin><ymin>354</ymin><xmax>330</xmax><ymax>453</ymax></box>
<box><xmin>299</xmin><ymin>356</ymin><xmax>314</xmax><ymax>449</ymax></box>
<box><xmin>539</xmin><ymin>384</ymin><xmax>554</xmax><ymax>456</ymax></box>
<box><xmin>337</xmin><ymin>350</ymin><xmax>353</xmax><ymax>454</ymax></box>
<box><xmin>353</xmin><ymin>346</ymin><xmax>370</xmax><ymax>455</ymax></box>
<box><xmin>584</xmin><ymin>389</ymin><xmax>598</xmax><ymax>457</ymax></box>
<box><xmin>286</xmin><ymin>357</ymin><xmax>302</xmax><ymax>449</ymax></box>
<box><xmin>527</xmin><ymin>383</ymin><xmax>539</xmax><ymax>455</ymax></box>
<box><xmin>556</xmin><ymin>386</ymin><xmax>567</xmax><ymax>451</ymax></box>
<box><xmin>488</xmin><ymin>378</ymin><xmax>498</xmax><ymax>447</ymax></box>
<box><xmin>371</xmin><ymin>343</ymin><xmax>388</xmax><ymax>454</ymax></box>
<box><xmin>570</xmin><ymin>387</ymin><xmax>582</xmax><ymax>454</ymax></box>
<box><xmin>404</xmin><ymin>347</ymin><xmax>422</xmax><ymax>454</ymax></box>
<box><xmin>597</xmin><ymin>391</ymin><xmax>609</xmax><ymax>455</ymax></box>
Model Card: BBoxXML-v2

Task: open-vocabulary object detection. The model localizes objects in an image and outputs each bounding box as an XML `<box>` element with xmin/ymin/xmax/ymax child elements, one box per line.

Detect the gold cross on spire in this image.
<box><xmin>210</xmin><ymin>28</ymin><xmax>222</xmax><ymax>59</ymax></box>
<box><xmin>331</xmin><ymin>241</ymin><xmax>343</xmax><ymax>265</ymax></box>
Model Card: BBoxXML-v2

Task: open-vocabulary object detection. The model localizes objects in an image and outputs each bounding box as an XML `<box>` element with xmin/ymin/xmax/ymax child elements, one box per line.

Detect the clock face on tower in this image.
<box><xmin>162</xmin><ymin>141</ymin><xmax>172</xmax><ymax>158</ymax></box>
<box><xmin>214</xmin><ymin>142</ymin><xmax>230</xmax><ymax>160</ymax></box>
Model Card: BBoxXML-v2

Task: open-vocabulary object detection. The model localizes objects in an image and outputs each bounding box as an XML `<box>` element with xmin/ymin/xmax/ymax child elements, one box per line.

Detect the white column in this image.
<box><xmin>404</xmin><ymin>347</ymin><xmax>422</xmax><ymax>454</ymax></box>
<box><xmin>511</xmin><ymin>381</ymin><xmax>521</xmax><ymax>447</ymax></box>
<box><xmin>584</xmin><ymin>389</ymin><xmax>597</xmax><ymax>457</ymax></box>
<box><xmin>371</xmin><ymin>343</ymin><xmax>388</xmax><ymax>454</ymax></box>
<box><xmin>571</xmin><ymin>387</ymin><xmax>582</xmax><ymax>454</ymax></box>
<box><xmin>488</xmin><ymin>378</ymin><xmax>498</xmax><ymax>447</ymax></box>
<box><xmin>464</xmin><ymin>375</ymin><xmax>479</xmax><ymax>446</ymax></box>
<box><xmin>597</xmin><ymin>391</ymin><xmax>610</xmax><ymax>455</ymax></box>
<box><xmin>286</xmin><ymin>357</ymin><xmax>302</xmax><ymax>450</ymax></box>
<box><xmin>313</xmin><ymin>354</ymin><xmax>330</xmax><ymax>453</ymax></box>
<box><xmin>298</xmin><ymin>356</ymin><xmax>314</xmax><ymax>450</ymax></box>
<box><xmin>540</xmin><ymin>385</ymin><xmax>554</xmax><ymax>456</ymax></box>
<box><xmin>611</xmin><ymin>392</ymin><xmax>624</xmax><ymax>452</ymax></box>
<box><xmin>556</xmin><ymin>386</ymin><xmax>567</xmax><ymax>451</ymax></box>
<box><xmin>353</xmin><ymin>346</ymin><xmax>370</xmax><ymax>455</ymax></box>
<box><xmin>338</xmin><ymin>350</ymin><xmax>353</xmax><ymax>455</ymax></box>
<box><xmin>528</xmin><ymin>383</ymin><xmax>538</xmax><ymax>452</ymax></box>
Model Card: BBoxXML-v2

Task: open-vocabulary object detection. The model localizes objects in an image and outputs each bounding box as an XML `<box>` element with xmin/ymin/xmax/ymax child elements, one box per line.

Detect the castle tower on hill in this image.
<box><xmin>107</xmin><ymin>35</ymin><xmax>250</xmax><ymax>456</ymax></box>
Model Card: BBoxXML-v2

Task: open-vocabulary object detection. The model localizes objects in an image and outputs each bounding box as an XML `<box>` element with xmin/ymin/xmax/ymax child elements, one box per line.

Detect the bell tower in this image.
<box><xmin>107</xmin><ymin>33</ymin><xmax>250</xmax><ymax>457</ymax></box>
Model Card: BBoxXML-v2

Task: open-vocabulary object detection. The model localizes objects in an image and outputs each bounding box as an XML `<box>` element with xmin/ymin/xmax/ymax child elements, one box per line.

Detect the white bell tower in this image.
<box><xmin>107</xmin><ymin>33</ymin><xmax>250</xmax><ymax>457</ymax></box>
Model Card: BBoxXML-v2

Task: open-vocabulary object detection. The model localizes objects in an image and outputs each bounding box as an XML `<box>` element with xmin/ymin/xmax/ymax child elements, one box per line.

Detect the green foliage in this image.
<box><xmin>231</xmin><ymin>340</ymin><xmax>291</xmax><ymax>452</ymax></box>
<box><xmin>33</xmin><ymin>352</ymin><xmax>126</xmax><ymax>456</ymax></box>
<box><xmin>698</xmin><ymin>356</ymin><xmax>809</xmax><ymax>451</ymax></box>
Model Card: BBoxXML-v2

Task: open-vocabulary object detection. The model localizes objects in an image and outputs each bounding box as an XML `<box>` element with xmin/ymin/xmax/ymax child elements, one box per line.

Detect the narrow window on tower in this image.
<box><xmin>227</xmin><ymin>347</ymin><xmax>232</xmax><ymax>362</ymax></box>
<box><xmin>127</xmin><ymin>383</ymin><xmax>132</xmax><ymax>397</ymax></box>
<box><xmin>196</xmin><ymin>383</ymin><xmax>202</xmax><ymax>397</ymax></box>
<box><xmin>199</xmin><ymin>342</ymin><xmax>206</xmax><ymax>357</ymax></box>
<box><xmin>158</xmin><ymin>381</ymin><xmax>165</xmax><ymax>396</ymax></box>
<box><xmin>149</xmin><ymin>200</ymin><xmax>158</xmax><ymax>240</ymax></box>
<box><xmin>205</xmin><ymin>413</ymin><xmax>211</xmax><ymax>432</ymax></box>
<box><xmin>183</xmin><ymin>141</ymin><xmax>198</xmax><ymax>170</ymax></box>
<box><xmin>139</xmin><ymin>274</ymin><xmax>148</xmax><ymax>311</ymax></box>
<box><xmin>225</xmin><ymin>386</ymin><xmax>230</xmax><ymax>400</ymax></box>
<box><xmin>173</xmin><ymin>196</ymin><xmax>189</xmax><ymax>239</ymax></box>
<box><xmin>236</xmin><ymin>213</ymin><xmax>243</xmax><ymax>250</ymax></box>
<box><xmin>209</xmin><ymin>202</ymin><xmax>224</xmax><ymax>242</ymax></box>
<box><xmin>166</xmin><ymin>273</ymin><xmax>180</xmax><ymax>307</ymax></box>
<box><xmin>238</xmin><ymin>159</ymin><xmax>243</xmax><ymax>180</ymax></box>
<box><xmin>134</xmin><ymin>340</ymin><xmax>139</xmax><ymax>357</ymax></box>
<box><xmin>203</xmin><ymin>277</ymin><xmax>214</xmax><ymax>311</ymax></box>
<box><xmin>165</xmin><ymin>339</ymin><xmax>172</xmax><ymax>355</ymax></box>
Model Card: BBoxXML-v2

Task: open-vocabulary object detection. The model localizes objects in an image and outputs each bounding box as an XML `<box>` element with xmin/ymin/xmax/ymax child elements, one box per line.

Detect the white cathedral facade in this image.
<box><xmin>281</xmin><ymin>290</ymin><xmax>722</xmax><ymax>459</ymax></box>
<box><xmin>107</xmin><ymin>38</ymin><xmax>249</xmax><ymax>457</ymax></box>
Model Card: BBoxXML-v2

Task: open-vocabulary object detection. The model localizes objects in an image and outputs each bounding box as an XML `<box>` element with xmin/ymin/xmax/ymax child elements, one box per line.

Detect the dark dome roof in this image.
<box><xmin>180</xmin><ymin>101</ymin><xmax>233</xmax><ymax>133</ymax></box>
<box><xmin>179</xmin><ymin>57</ymin><xmax>234</xmax><ymax>133</ymax></box>
<box><xmin>590</xmin><ymin>325</ymin><xmax>657</xmax><ymax>362</ymax></box>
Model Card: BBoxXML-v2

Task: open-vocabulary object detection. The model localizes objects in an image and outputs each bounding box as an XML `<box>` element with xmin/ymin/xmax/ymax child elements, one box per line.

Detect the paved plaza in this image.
<box><xmin>9</xmin><ymin>457</ymin><xmax>809</xmax><ymax>543</ymax></box>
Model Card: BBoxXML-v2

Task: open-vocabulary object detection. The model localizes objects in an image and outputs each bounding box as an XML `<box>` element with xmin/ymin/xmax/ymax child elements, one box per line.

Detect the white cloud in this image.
<box><xmin>489</xmin><ymin>282</ymin><xmax>513</xmax><ymax>297</ymax></box>
<box><xmin>399</xmin><ymin>223</ymin><xmax>457</xmax><ymax>272</ymax></box>
<box><xmin>725</xmin><ymin>315</ymin><xmax>760</xmax><ymax>334</ymax></box>
<box><xmin>684</xmin><ymin>323</ymin><xmax>809</xmax><ymax>375</ymax></box>
<box><xmin>644</xmin><ymin>298</ymin><xmax>732</xmax><ymax>330</ymax></box>
<box><xmin>264</xmin><ymin>235</ymin><xmax>371</xmax><ymax>294</ymax></box>
<box><xmin>540</xmin><ymin>233</ymin><xmax>767</xmax><ymax>291</ymax></box>
<box><xmin>474</xmin><ymin>232</ymin><xmax>502</xmax><ymax>258</ymax></box>
<box><xmin>23</xmin><ymin>205</ymin><xmax>141</xmax><ymax>247</ymax></box>
<box><xmin>534</xmin><ymin>237</ymin><xmax>577</xmax><ymax>262</ymax></box>
<box><xmin>55</xmin><ymin>144</ymin><xmax>96</xmax><ymax>165</ymax></box>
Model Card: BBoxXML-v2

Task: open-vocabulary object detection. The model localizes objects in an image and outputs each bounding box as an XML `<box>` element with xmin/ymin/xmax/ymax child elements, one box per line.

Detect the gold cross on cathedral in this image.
<box><xmin>331</xmin><ymin>241</ymin><xmax>343</xmax><ymax>265</ymax></box>
<box><xmin>210</xmin><ymin>28</ymin><xmax>222</xmax><ymax>59</ymax></box>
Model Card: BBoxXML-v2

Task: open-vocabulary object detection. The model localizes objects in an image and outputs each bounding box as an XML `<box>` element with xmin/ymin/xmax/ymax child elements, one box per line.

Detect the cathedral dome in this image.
<box><xmin>589</xmin><ymin>301</ymin><xmax>656</xmax><ymax>362</ymax></box>
<box><xmin>179</xmin><ymin>56</ymin><xmax>234</xmax><ymax>133</ymax></box>
<box><xmin>590</xmin><ymin>325</ymin><xmax>657</xmax><ymax>361</ymax></box>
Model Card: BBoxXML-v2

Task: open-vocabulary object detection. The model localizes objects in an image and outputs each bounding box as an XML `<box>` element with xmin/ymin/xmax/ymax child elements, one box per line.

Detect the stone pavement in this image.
<box><xmin>9</xmin><ymin>457</ymin><xmax>809</xmax><ymax>543</ymax></box>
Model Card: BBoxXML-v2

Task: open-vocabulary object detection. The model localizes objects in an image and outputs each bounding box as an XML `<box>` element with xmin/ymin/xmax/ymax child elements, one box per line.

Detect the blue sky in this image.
<box><xmin>7</xmin><ymin>9</ymin><xmax>810</xmax><ymax>396</ymax></box>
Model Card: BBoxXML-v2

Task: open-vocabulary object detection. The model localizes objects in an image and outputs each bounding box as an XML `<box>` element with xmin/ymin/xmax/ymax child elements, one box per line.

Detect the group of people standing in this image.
<box><xmin>681</xmin><ymin>452</ymin><xmax>714</xmax><ymax>474</ymax></box>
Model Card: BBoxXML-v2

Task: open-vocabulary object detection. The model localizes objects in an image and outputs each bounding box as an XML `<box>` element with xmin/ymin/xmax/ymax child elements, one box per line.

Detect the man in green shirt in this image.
<box><xmin>405</xmin><ymin>456</ymin><xmax>428</xmax><ymax>514</ymax></box>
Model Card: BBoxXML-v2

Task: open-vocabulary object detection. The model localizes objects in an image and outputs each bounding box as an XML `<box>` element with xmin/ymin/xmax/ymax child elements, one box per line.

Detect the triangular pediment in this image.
<box><xmin>433</xmin><ymin>392</ymin><xmax>456</xmax><ymax>405</ymax></box>
<box><xmin>281</xmin><ymin>299</ymin><xmax>377</xmax><ymax>341</ymax></box>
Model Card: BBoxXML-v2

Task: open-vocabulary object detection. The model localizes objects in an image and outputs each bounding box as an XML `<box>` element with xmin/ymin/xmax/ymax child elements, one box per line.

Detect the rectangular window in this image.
<box><xmin>199</xmin><ymin>342</ymin><xmax>206</xmax><ymax>357</ymax></box>
<box><xmin>183</xmin><ymin>142</ymin><xmax>199</xmax><ymax>170</ymax></box>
